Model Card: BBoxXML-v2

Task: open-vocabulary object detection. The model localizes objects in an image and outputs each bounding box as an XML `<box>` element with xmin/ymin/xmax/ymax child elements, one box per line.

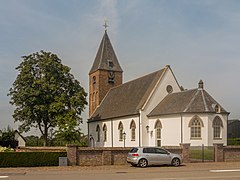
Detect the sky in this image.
<box><xmin>1</xmin><ymin>0</ymin><xmax>240</xmax><ymax>135</ymax></box>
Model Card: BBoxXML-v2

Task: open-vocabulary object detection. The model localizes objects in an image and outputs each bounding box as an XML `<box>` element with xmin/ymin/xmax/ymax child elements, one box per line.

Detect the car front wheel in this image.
<box><xmin>138</xmin><ymin>159</ymin><xmax>148</xmax><ymax>168</ymax></box>
<box><xmin>171</xmin><ymin>158</ymin><xmax>180</xmax><ymax>167</ymax></box>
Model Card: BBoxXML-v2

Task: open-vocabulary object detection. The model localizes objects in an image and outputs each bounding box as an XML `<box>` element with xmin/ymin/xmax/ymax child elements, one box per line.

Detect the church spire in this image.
<box><xmin>89</xmin><ymin>29</ymin><xmax>123</xmax><ymax>74</ymax></box>
<box><xmin>89</xmin><ymin>26</ymin><xmax>123</xmax><ymax>117</ymax></box>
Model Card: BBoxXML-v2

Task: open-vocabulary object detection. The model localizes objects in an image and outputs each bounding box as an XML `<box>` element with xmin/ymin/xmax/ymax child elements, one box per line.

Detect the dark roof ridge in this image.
<box><xmin>127</xmin><ymin>68</ymin><xmax>164</xmax><ymax>83</ymax></box>
<box><xmin>200</xmin><ymin>89</ymin><xmax>209</xmax><ymax>111</ymax></box>
<box><xmin>183</xmin><ymin>89</ymin><xmax>199</xmax><ymax>112</ymax></box>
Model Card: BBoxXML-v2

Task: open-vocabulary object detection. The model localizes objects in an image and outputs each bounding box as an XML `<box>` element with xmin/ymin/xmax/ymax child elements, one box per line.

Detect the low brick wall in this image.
<box><xmin>224</xmin><ymin>146</ymin><xmax>240</xmax><ymax>162</ymax></box>
<box><xmin>67</xmin><ymin>144</ymin><xmax>189</xmax><ymax>166</ymax></box>
<box><xmin>214</xmin><ymin>144</ymin><xmax>240</xmax><ymax>162</ymax></box>
<box><xmin>77</xmin><ymin>147</ymin><xmax>130</xmax><ymax>166</ymax></box>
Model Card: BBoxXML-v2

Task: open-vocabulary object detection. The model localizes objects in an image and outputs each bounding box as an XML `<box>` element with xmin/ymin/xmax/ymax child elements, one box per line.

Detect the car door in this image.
<box><xmin>154</xmin><ymin>148</ymin><xmax>172</xmax><ymax>165</ymax></box>
<box><xmin>142</xmin><ymin>148</ymin><xmax>157</xmax><ymax>165</ymax></box>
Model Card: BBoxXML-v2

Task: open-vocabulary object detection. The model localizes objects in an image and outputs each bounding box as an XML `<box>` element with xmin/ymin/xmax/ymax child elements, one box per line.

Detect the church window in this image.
<box><xmin>189</xmin><ymin>115</ymin><xmax>204</xmax><ymax>139</ymax></box>
<box><xmin>166</xmin><ymin>85</ymin><xmax>173</xmax><ymax>93</ymax></box>
<box><xmin>92</xmin><ymin>76</ymin><xmax>96</xmax><ymax>84</ymax></box>
<box><xmin>215</xmin><ymin>105</ymin><xmax>221</xmax><ymax>113</ymax></box>
<box><xmin>103</xmin><ymin>124</ymin><xmax>107</xmax><ymax>142</ymax></box>
<box><xmin>108</xmin><ymin>60</ymin><xmax>114</xmax><ymax>68</ymax></box>
<box><xmin>118</xmin><ymin>122</ymin><xmax>124</xmax><ymax>141</ymax></box>
<box><xmin>130</xmin><ymin>120</ymin><xmax>136</xmax><ymax>141</ymax></box>
<box><xmin>155</xmin><ymin>120</ymin><xmax>162</xmax><ymax>147</ymax></box>
<box><xmin>96</xmin><ymin>125</ymin><xmax>100</xmax><ymax>142</ymax></box>
<box><xmin>213</xmin><ymin>116</ymin><xmax>223</xmax><ymax>139</ymax></box>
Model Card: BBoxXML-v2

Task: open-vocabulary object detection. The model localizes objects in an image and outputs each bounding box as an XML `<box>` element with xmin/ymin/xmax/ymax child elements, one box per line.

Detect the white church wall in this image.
<box><xmin>112</xmin><ymin>116</ymin><xmax>139</xmax><ymax>147</ymax></box>
<box><xmin>88</xmin><ymin>120</ymin><xmax>112</xmax><ymax>147</ymax></box>
<box><xmin>148</xmin><ymin>115</ymin><xmax>181</xmax><ymax>146</ymax></box>
<box><xmin>141</xmin><ymin>67</ymin><xmax>181</xmax><ymax>146</ymax></box>
<box><xmin>88</xmin><ymin>115</ymin><xmax>140</xmax><ymax>147</ymax></box>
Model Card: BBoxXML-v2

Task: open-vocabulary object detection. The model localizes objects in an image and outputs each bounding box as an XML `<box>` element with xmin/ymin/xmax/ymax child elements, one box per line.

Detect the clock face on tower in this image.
<box><xmin>108</xmin><ymin>71</ymin><xmax>115</xmax><ymax>83</ymax></box>
<box><xmin>108</xmin><ymin>71</ymin><xmax>115</xmax><ymax>78</ymax></box>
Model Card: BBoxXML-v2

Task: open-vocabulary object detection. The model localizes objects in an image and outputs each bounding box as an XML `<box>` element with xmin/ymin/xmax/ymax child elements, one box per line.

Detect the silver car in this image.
<box><xmin>127</xmin><ymin>147</ymin><xmax>182</xmax><ymax>168</ymax></box>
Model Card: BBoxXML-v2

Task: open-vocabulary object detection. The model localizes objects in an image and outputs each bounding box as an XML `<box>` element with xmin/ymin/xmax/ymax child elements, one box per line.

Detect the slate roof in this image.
<box><xmin>89</xmin><ymin>68</ymin><xmax>166</xmax><ymax>121</ymax></box>
<box><xmin>89</xmin><ymin>31</ymin><xmax>123</xmax><ymax>74</ymax></box>
<box><xmin>148</xmin><ymin>88</ymin><xmax>229</xmax><ymax>117</ymax></box>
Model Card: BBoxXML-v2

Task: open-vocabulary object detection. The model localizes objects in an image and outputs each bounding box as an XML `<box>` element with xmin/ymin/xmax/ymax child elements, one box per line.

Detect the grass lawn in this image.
<box><xmin>190</xmin><ymin>149</ymin><xmax>214</xmax><ymax>161</ymax></box>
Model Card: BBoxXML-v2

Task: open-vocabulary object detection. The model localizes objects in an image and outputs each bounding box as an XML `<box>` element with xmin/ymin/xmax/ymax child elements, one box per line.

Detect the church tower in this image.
<box><xmin>89</xmin><ymin>29</ymin><xmax>123</xmax><ymax>116</ymax></box>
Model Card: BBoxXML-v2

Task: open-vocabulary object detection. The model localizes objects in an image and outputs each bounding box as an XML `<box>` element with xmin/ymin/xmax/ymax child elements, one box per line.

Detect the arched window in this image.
<box><xmin>103</xmin><ymin>124</ymin><xmax>107</xmax><ymax>142</ymax></box>
<box><xmin>189</xmin><ymin>115</ymin><xmax>204</xmax><ymax>139</ymax></box>
<box><xmin>130</xmin><ymin>120</ymin><xmax>136</xmax><ymax>141</ymax></box>
<box><xmin>118</xmin><ymin>122</ymin><xmax>124</xmax><ymax>141</ymax></box>
<box><xmin>213</xmin><ymin>116</ymin><xmax>223</xmax><ymax>139</ymax></box>
<box><xmin>96</xmin><ymin>125</ymin><xmax>100</xmax><ymax>142</ymax></box>
<box><xmin>215</xmin><ymin>105</ymin><xmax>221</xmax><ymax>113</ymax></box>
<box><xmin>155</xmin><ymin>120</ymin><xmax>162</xmax><ymax>147</ymax></box>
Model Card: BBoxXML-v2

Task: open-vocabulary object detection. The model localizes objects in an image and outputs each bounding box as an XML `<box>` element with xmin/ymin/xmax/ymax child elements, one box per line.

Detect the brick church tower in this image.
<box><xmin>89</xmin><ymin>30</ymin><xmax>123</xmax><ymax>116</ymax></box>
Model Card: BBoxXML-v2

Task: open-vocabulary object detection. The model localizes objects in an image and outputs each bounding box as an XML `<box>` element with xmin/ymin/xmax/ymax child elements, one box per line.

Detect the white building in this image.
<box><xmin>88</xmin><ymin>30</ymin><xmax>229</xmax><ymax>147</ymax></box>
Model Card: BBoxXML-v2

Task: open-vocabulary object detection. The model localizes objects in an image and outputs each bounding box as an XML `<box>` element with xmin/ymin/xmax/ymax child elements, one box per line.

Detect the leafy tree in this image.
<box><xmin>0</xmin><ymin>126</ymin><xmax>15</xmax><ymax>141</ymax></box>
<box><xmin>55</xmin><ymin>127</ymin><xmax>83</xmax><ymax>144</ymax></box>
<box><xmin>25</xmin><ymin>135</ymin><xmax>44</xmax><ymax>146</ymax></box>
<box><xmin>8</xmin><ymin>51</ymin><xmax>87</xmax><ymax>146</ymax></box>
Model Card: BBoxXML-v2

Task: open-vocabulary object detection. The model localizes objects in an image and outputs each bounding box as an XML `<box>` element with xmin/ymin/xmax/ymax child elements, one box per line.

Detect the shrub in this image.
<box><xmin>227</xmin><ymin>138</ymin><xmax>240</xmax><ymax>145</ymax></box>
<box><xmin>0</xmin><ymin>146</ymin><xmax>14</xmax><ymax>152</ymax></box>
<box><xmin>0</xmin><ymin>152</ymin><xmax>67</xmax><ymax>167</ymax></box>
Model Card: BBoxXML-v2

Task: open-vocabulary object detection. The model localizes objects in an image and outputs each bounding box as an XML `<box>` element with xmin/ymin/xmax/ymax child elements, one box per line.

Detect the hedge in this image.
<box><xmin>227</xmin><ymin>138</ymin><xmax>240</xmax><ymax>146</ymax></box>
<box><xmin>0</xmin><ymin>152</ymin><xmax>67</xmax><ymax>167</ymax></box>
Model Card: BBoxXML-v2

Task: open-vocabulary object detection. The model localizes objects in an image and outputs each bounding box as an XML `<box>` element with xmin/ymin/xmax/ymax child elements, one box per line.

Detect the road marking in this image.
<box><xmin>0</xmin><ymin>176</ymin><xmax>8</xmax><ymax>179</ymax></box>
<box><xmin>210</xmin><ymin>169</ymin><xmax>240</xmax><ymax>173</ymax></box>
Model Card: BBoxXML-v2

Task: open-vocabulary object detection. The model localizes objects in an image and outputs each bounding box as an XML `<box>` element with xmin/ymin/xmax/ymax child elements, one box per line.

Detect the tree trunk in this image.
<box><xmin>43</xmin><ymin>126</ymin><xmax>48</xmax><ymax>146</ymax></box>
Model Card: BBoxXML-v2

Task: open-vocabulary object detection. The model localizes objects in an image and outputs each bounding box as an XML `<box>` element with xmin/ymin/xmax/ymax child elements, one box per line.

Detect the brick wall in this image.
<box><xmin>77</xmin><ymin>147</ymin><xmax>130</xmax><ymax>166</ymax></box>
<box><xmin>89</xmin><ymin>70</ymin><xmax>122</xmax><ymax>116</ymax></box>
<box><xmin>214</xmin><ymin>144</ymin><xmax>240</xmax><ymax>162</ymax></box>
<box><xmin>67</xmin><ymin>145</ymin><xmax>188</xmax><ymax>166</ymax></box>
<box><xmin>224</xmin><ymin>146</ymin><xmax>240</xmax><ymax>162</ymax></box>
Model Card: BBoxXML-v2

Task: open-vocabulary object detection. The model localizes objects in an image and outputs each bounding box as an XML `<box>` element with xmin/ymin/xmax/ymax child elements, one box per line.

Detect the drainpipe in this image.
<box><xmin>139</xmin><ymin>112</ymin><xmax>141</xmax><ymax>147</ymax></box>
<box><xmin>111</xmin><ymin>119</ymin><xmax>113</xmax><ymax>147</ymax></box>
<box><xmin>87</xmin><ymin>121</ymin><xmax>90</xmax><ymax>147</ymax></box>
<box><xmin>180</xmin><ymin>114</ymin><xmax>183</xmax><ymax>144</ymax></box>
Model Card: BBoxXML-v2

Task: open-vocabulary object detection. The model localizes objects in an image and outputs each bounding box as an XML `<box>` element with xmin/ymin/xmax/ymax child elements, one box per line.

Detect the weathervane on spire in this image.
<box><xmin>103</xmin><ymin>20</ymin><xmax>109</xmax><ymax>31</ymax></box>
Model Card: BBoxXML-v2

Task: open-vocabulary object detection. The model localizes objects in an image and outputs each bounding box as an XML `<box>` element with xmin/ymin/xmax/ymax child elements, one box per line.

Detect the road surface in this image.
<box><xmin>1</xmin><ymin>162</ymin><xmax>240</xmax><ymax>180</ymax></box>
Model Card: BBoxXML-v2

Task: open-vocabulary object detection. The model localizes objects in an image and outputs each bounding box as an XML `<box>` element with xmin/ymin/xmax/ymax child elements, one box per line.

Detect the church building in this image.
<box><xmin>88</xmin><ymin>30</ymin><xmax>229</xmax><ymax>147</ymax></box>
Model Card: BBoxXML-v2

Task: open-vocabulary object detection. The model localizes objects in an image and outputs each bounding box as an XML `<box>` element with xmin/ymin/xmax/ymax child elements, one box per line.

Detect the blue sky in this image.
<box><xmin>1</xmin><ymin>0</ymin><xmax>240</xmax><ymax>134</ymax></box>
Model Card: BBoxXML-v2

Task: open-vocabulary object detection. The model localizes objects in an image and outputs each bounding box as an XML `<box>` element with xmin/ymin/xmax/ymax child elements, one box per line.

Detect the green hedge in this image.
<box><xmin>0</xmin><ymin>152</ymin><xmax>67</xmax><ymax>167</ymax></box>
<box><xmin>227</xmin><ymin>138</ymin><xmax>240</xmax><ymax>145</ymax></box>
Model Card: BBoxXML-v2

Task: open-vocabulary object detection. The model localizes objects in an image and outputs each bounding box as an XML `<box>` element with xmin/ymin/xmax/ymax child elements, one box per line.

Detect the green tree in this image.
<box><xmin>8</xmin><ymin>51</ymin><xmax>87</xmax><ymax>146</ymax></box>
<box><xmin>0</xmin><ymin>126</ymin><xmax>15</xmax><ymax>141</ymax></box>
<box><xmin>25</xmin><ymin>135</ymin><xmax>44</xmax><ymax>146</ymax></box>
<box><xmin>55</xmin><ymin>127</ymin><xmax>82</xmax><ymax>144</ymax></box>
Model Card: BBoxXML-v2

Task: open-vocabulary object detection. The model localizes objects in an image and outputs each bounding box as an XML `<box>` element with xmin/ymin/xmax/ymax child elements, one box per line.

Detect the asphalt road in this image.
<box><xmin>1</xmin><ymin>162</ymin><xmax>240</xmax><ymax>180</ymax></box>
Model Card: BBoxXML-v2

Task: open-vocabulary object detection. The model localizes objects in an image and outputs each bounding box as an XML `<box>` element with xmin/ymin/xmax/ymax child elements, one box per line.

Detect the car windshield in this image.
<box><xmin>130</xmin><ymin>148</ymin><xmax>138</xmax><ymax>153</ymax></box>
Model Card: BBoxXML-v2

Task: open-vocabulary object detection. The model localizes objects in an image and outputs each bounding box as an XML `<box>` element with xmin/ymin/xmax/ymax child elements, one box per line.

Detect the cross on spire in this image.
<box><xmin>103</xmin><ymin>20</ymin><xmax>109</xmax><ymax>31</ymax></box>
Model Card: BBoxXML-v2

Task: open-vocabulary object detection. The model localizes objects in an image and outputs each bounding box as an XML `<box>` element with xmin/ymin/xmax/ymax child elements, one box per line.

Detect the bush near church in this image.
<box><xmin>0</xmin><ymin>152</ymin><xmax>67</xmax><ymax>167</ymax></box>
